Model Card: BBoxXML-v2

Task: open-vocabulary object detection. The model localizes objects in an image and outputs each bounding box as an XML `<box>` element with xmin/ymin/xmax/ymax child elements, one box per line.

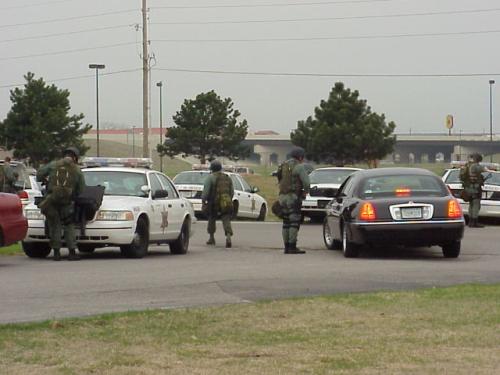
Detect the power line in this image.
<box><xmin>154</xmin><ymin>67</ymin><xmax>500</xmax><ymax>78</ymax></box>
<box><xmin>0</xmin><ymin>0</ymin><xmax>77</xmax><ymax>10</ymax></box>
<box><xmin>153</xmin><ymin>29</ymin><xmax>500</xmax><ymax>43</ymax></box>
<box><xmin>0</xmin><ymin>24</ymin><xmax>133</xmax><ymax>44</ymax></box>
<box><xmin>0</xmin><ymin>9</ymin><xmax>138</xmax><ymax>29</ymax></box>
<box><xmin>150</xmin><ymin>7</ymin><xmax>500</xmax><ymax>26</ymax></box>
<box><xmin>0</xmin><ymin>42</ymin><xmax>138</xmax><ymax>62</ymax></box>
<box><xmin>150</xmin><ymin>0</ymin><xmax>402</xmax><ymax>10</ymax></box>
<box><xmin>0</xmin><ymin>68</ymin><xmax>142</xmax><ymax>89</ymax></box>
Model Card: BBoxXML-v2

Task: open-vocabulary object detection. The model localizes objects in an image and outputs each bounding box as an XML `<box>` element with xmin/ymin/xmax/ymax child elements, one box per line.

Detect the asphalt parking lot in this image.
<box><xmin>1</xmin><ymin>221</ymin><xmax>499</xmax><ymax>323</ymax></box>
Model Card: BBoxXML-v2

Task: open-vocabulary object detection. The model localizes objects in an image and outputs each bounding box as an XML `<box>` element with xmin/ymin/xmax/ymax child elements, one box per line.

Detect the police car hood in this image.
<box><xmin>100</xmin><ymin>195</ymin><xmax>147</xmax><ymax>210</ymax></box>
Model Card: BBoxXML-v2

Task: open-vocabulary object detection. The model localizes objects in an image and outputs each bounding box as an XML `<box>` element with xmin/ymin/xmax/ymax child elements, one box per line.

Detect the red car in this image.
<box><xmin>0</xmin><ymin>193</ymin><xmax>28</xmax><ymax>247</ymax></box>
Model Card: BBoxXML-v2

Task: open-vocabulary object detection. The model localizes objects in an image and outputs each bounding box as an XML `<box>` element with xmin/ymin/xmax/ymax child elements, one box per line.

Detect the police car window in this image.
<box><xmin>230</xmin><ymin>175</ymin><xmax>242</xmax><ymax>191</ymax></box>
<box><xmin>239</xmin><ymin>177</ymin><xmax>252</xmax><ymax>192</ymax></box>
<box><xmin>445</xmin><ymin>169</ymin><xmax>461</xmax><ymax>184</ymax></box>
<box><xmin>157</xmin><ymin>173</ymin><xmax>179</xmax><ymax>198</ymax></box>
<box><xmin>149</xmin><ymin>173</ymin><xmax>163</xmax><ymax>195</ymax></box>
<box><xmin>83</xmin><ymin>171</ymin><xmax>147</xmax><ymax>197</ymax></box>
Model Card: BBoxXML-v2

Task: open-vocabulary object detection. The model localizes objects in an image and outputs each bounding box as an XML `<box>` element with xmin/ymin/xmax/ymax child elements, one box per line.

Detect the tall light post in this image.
<box><xmin>489</xmin><ymin>79</ymin><xmax>495</xmax><ymax>162</ymax></box>
<box><xmin>89</xmin><ymin>64</ymin><xmax>105</xmax><ymax>157</ymax></box>
<box><xmin>156</xmin><ymin>81</ymin><xmax>164</xmax><ymax>172</ymax></box>
<box><xmin>132</xmin><ymin>126</ymin><xmax>136</xmax><ymax>157</ymax></box>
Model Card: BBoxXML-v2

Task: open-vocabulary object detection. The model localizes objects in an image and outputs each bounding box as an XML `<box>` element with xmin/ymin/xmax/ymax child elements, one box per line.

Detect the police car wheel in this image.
<box><xmin>170</xmin><ymin>219</ymin><xmax>190</xmax><ymax>255</ymax></box>
<box><xmin>120</xmin><ymin>218</ymin><xmax>149</xmax><ymax>258</ymax></box>
<box><xmin>232</xmin><ymin>201</ymin><xmax>239</xmax><ymax>219</ymax></box>
<box><xmin>22</xmin><ymin>242</ymin><xmax>51</xmax><ymax>258</ymax></box>
<box><xmin>257</xmin><ymin>204</ymin><xmax>266</xmax><ymax>221</ymax></box>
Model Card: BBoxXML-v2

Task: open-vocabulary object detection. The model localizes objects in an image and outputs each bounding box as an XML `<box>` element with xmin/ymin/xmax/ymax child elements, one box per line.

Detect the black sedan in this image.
<box><xmin>322</xmin><ymin>168</ymin><xmax>465</xmax><ymax>258</ymax></box>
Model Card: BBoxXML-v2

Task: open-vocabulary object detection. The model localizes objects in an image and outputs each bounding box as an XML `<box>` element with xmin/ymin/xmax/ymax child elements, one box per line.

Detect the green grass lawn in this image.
<box><xmin>0</xmin><ymin>284</ymin><xmax>498</xmax><ymax>374</ymax></box>
<box><xmin>0</xmin><ymin>243</ymin><xmax>21</xmax><ymax>256</ymax></box>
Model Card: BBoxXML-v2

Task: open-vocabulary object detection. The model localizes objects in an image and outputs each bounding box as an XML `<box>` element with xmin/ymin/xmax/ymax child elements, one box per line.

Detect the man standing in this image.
<box><xmin>277</xmin><ymin>147</ymin><xmax>310</xmax><ymax>254</ymax></box>
<box><xmin>37</xmin><ymin>147</ymin><xmax>85</xmax><ymax>260</ymax></box>
<box><xmin>461</xmin><ymin>153</ymin><xmax>489</xmax><ymax>228</ymax></box>
<box><xmin>202</xmin><ymin>160</ymin><xmax>234</xmax><ymax>248</ymax></box>
<box><xmin>0</xmin><ymin>157</ymin><xmax>18</xmax><ymax>193</ymax></box>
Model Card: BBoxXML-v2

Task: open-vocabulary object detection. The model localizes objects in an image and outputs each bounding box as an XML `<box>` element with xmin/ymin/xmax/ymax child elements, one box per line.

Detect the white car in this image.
<box><xmin>302</xmin><ymin>167</ymin><xmax>362</xmax><ymax>222</ymax></box>
<box><xmin>442</xmin><ymin>168</ymin><xmax>500</xmax><ymax>219</ymax></box>
<box><xmin>23</xmin><ymin>161</ymin><xmax>196</xmax><ymax>258</ymax></box>
<box><xmin>0</xmin><ymin>160</ymin><xmax>42</xmax><ymax>207</ymax></box>
<box><xmin>173</xmin><ymin>170</ymin><xmax>268</xmax><ymax>220</ymax></box>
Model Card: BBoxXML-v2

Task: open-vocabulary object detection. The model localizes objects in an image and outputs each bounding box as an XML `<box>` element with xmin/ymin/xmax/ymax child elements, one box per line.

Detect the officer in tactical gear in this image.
<box><xmin>277</xmin><ymin>147</ymin><xmax>310</xmax><ymax>254</ymax></box>
<box><xmin>461</xmin><ymin>153</ymin><xmax>491</xmax><ymax>228</ymax></box>
<box><xmin>202</xmin><ymin>160</ymin><xmax>234</xmax><ymax>248</ymax></box>
<box><xmin>0</xmin><ymin>156</ymin><xmax>18</xmax><ymax>193</ymax></box>
<box><xmin>37</xmin><ymin>147</ymin><xmax>85</xmax><ymax>260</ymax></box>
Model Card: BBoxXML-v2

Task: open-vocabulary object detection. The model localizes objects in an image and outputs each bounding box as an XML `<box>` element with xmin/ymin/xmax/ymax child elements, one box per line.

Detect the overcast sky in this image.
<box><xmin>1</xmin><ymin>0</ymin><xmax>499</xmax><ymax>136</ymax></box>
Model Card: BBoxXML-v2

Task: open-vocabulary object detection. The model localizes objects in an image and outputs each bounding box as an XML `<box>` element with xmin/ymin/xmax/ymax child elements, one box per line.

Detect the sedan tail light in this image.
<box><xmin>447</xmin><ymin>199</ymin><xmax>462</xmax><ymax>219</ymax></box>
<box><xmin>359</xmin><ymin>202</ymin><xmax>377</xmax><ymax>221</ymax></box>
<box><xmin>17</xmin><ymin>190</ymin><xmax>29</xmax><ymax>200</ymax></box>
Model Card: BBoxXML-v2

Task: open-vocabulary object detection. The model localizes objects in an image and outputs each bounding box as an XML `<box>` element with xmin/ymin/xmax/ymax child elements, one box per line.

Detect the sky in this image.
<box><xmin>0</xmin><ymin>0</ymin><xmax>499</xmax><ymax>136</ymax></box>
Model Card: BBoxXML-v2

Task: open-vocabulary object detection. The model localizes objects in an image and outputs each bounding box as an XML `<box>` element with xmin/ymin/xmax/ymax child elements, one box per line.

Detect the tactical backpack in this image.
<box><xmin>215</xmin><ymin>173</ymin><xmax>233</xmax><ymax>215</ymax></box>
<box><xmin>49</xmin><ymin>159</ymin><xmax>77</xmax><ymax>205</ymax></box>
<box><xmin>278</xmin><ymin>160</ymin><xmax>296</xmax><ymax>194</ymax></box>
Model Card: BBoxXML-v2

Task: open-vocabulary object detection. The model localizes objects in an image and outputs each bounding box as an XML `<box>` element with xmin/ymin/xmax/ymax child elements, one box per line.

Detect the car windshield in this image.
<box><xmin>445</xmin><ymin>169</ymin><xmax>500</xmax><ymax>186</ymax></box>
<box><xmin>1</xmin><ymin>162</ymin><xmax>32</xmax><ymax>189</ymax></box>
<box><xmin>173</xmin><ymin>171</ymin><xmax>209</xmax><ymax>185</ymax></box>
<box><xmin>83</xmin><ymin>171</ymin><xmax>147</xmax><ymax>197</ymax></box>
<box><xmin>309</xmin><ymin>169</ymin><xmax>357</xmax><ymax>184</ymax></box>
<box><xmin>359</xmin><ymin>174</ymin><xmax>448</xmax><ymax>199</ymax></box>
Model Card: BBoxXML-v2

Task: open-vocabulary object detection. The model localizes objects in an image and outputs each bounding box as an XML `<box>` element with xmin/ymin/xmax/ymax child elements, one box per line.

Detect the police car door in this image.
<box><xmin>148</xmin><ymin>173</ymin><xmax>168</xmax><ymax>241</ymax></box>
<box><xmin>239</xmin><ymin>176</ymin><xmax>258</xmax><ymax>218</ymax></box>
<box><xmin>157</xmin><ymin>173</ymin><xmax>184</xmax><ymax>240</ymax></box>
<box><xmin>230</xmin><ymin>174</ymin><xmax>251</xmax><ymax>217</ymax></box>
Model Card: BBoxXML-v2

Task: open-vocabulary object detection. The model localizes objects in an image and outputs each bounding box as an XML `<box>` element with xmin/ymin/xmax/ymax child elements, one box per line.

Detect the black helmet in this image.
<box><xmin>290</xmin><ymin>147</ymin><xmax>305</xmax><ymax>160</ymax></box>
<box><xmin>63</xmin><ymin>147</ymin><xmax>80</xmax><ymax>160</ymax></box>
<box><xmin>210</xmin><ymin>160</ymin><xmax>222</xmax><ymax>172</ymax></box>
<box><xmin>471</xmin><ymin>153</ymin><xmax>483</xmax><ymax>162</ymax></box>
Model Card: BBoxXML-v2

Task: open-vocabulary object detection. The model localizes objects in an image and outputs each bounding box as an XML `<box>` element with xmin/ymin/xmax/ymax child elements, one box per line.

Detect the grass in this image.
<box><xmin>0</xmin><ymin>284</ymin><xmax>498</xmax><ymax>374</ymax></box>
<box><xmin>0</xmin><ymin>243</ymin><xmax>21</xmax><ymax>256</ymax></box>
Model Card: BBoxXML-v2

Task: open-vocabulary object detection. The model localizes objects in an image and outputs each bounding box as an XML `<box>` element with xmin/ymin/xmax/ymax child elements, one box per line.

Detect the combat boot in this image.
<box><xmin>67</xmin><ymin>249</ymin><xmax>80</xmax><ymax>261</ymax></box>
<box><xmin>225</xmin><ymin>235</ymin><xmax>232</xmax><ymax>248</ymax></box>
<box><xmin>471</xmin><ymin>218</ymin><xmax>484</xmax><ymax>228</ymax></box>
<box><xmin>206</xmin><ymin>235</ymin><xmax>216</xmax><ymax>245</ymax></box>
<box><xmin>287</xmin><ymin>243</ymin><xmax>305</xmax><ymax>254</ymax></box>
<box><xmin>53</xmin><ymin>249</ymin><xmax>61</xmax><ymax>261</ymax></box>
<box><xmin>284</xmin><ymin>242</ymin><xmax>290</xmax><ymax>254</ymax></box>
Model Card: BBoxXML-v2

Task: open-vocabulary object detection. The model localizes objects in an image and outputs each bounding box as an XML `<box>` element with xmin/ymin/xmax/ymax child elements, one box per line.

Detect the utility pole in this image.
<box><xmin>142</xmin><ymin>0</ymin><xmax>149</xmax><ymax>158</ymax></box>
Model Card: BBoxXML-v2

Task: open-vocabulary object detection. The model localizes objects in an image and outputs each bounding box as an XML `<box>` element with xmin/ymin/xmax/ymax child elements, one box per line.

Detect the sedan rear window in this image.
<box><xmin>359</xmin><ymin>174</ymin><xmax>448</xmax><ymax>199</ymax></box>
<box><xmin>309</xmin><ymin>169</ymin><xmax>358</xmax><ymax>184</ymax></box>
<box><xmin>173</xmin><ymin>172</ymin><xmax>209</xmax><ymax>185</ymax></box>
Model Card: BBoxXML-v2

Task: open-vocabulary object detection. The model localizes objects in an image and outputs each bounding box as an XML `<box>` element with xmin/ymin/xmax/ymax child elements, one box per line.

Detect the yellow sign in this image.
<box><xmin>446</xmin><ymin>115</ymin><xmax>454</xmax><ymax>130</ymax></box>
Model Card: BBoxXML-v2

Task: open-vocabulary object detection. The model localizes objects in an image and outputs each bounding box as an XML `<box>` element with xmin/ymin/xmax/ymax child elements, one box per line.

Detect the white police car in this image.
<box><xmin>173</xmin><ymin>170</ymin><xmax>268</xmax><ymax>220</ymax></box>
<box><xmin>22</xmin><ymin>158</ymin><xmax>196</xmax><ymax>258</ymax></box>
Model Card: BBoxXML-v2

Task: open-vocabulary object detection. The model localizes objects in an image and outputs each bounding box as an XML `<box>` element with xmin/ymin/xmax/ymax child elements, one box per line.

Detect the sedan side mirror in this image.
<box><xmin>153</xmin><ymin>189</ymin><xmax>169</xmax><ymax>199</ymax></box>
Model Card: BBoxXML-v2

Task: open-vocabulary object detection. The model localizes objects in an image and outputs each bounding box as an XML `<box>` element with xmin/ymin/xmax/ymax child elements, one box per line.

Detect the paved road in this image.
<box><xmin>1</xmin><ymin>222</ymin><xmax>499</xmax><ymax>323</ymax></box>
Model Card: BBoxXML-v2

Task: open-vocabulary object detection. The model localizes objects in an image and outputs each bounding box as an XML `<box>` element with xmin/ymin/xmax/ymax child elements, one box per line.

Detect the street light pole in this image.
<box><xmin>89</xmin><ymin>64</ymin><xmax>105</xmax><ymax>157</ymax></box>
<box><xmin>489</xmin><ymin>79</ymin><xmax>495</xmax><ymax>163</ymax></box>
<box><xmin>132</xmin><ymin>126</ymin><xmax>136</xmax><ymax>157</ymax></box>
<box><xmin>156</xmin><ymin>81</ymin><xmax>163</xmax><ymax>172</ymax></box>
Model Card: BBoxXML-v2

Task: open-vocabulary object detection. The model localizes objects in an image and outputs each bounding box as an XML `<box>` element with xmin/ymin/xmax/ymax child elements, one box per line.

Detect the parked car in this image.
<box><xmin>22</xmin><ymin>158</ymin><xmax>196</xmax><ymax>258</ymax></box>
<box><xmin>323</xmin><ymin>168</ymin><xmax>465</xmax><ymax>258</ymax></box>
<box><xmin>0</xmin><ymin>193</ymin><xmax>28</xmax><ymax>247</ymax></box>
<box><xmin>302</xmin><ymin>167</ymin><xmax>362</xmax><ymax>222</ymax></box>
<box><xmin>173</xmin><ymin>170</ymin><xmax>268</xmax><ymax>220</ymax></box>
<box><xmin>442</xmin><ymin>168</ymin><xmax>500</xmax><ymax>219</ymax></box>
<box><xmin>0</xmin><ymin>159</ymin><xmax>42</xmax><ymax>206</ymax></box>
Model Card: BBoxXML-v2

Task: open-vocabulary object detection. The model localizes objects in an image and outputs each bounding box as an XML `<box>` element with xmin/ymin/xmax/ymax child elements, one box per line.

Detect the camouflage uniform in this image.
<box><xmin>202</xmin><ymin>169</ymin><xmax>234</xmax><ymax>247</ymax></box>
<box><xmin>37</xmin><ymin>156</ymin><xmax>85</xmax><ymax>260</ymax></box>
<box><xmin>278</xmin><ymin>157</ymin><xmax>310</xmax><ymax>253</ymax></box>
<box><xmin>0</xmin><ymin>162</ymin><xmax>17</xmax><ymax>193</ymax></box>
<box><xmin>464</xmin><ymin>161</ymin><xmax>486</xmax><ymax>227</ymax></box>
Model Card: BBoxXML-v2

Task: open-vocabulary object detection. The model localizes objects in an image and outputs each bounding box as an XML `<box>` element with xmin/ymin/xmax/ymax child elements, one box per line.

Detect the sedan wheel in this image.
<box><xmin>323</xmin><ymin>219</ymin><xmax>341</xmax><ymax>250</ymax></box>
<box><xmin>120</xmin><ymin>218</ymin><xmax>149</xmax><ymax>258</ymax></box>
<box><xmin>442</xmin><ymin>241</ymin><xmax>461</xmax><ymax>258</ymax></box>
<box><xmin>342</xmin><ymin>224</ymin><xmax>359</xmax><ymax>258</ymax></box>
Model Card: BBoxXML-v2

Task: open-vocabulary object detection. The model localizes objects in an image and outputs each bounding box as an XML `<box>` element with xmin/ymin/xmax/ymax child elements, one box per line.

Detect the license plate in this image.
<box><xmin>401</xmin><ymin>207</ymin><xmax>422</xmax><ymax>219</ymax></box>
<box><xmin>318</xmin><ymin>200</ymin><xmax>330</xmax><ymax>208</ymax></box>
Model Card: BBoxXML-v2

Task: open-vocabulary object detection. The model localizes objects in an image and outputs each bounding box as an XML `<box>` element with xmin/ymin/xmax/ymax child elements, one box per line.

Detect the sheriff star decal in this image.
<box><xmin>161</xmin><ymin>209</ymin><xmax>169</xmax><ymax>233</ymax></box>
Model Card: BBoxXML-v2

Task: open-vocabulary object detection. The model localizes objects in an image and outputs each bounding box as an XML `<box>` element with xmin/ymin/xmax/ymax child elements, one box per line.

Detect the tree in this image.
<box><xmin>0</xmin><ymin>72</ymin><xmax>91</xmax><ymax>167</ymax></box>
<box><xmin>157</xmin><ymin>91</ymin><xmax>249</xmax><ymax>164</ymax></box>
<box><xmin>291</xmin><ymin>82</ymin><xmax>396</xmax><ymax>167</ymax></box>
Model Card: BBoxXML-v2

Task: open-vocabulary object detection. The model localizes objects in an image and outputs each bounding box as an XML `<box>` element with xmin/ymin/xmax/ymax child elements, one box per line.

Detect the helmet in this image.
<box><xmin>209</xmin><ymin>160</ymin><xmax>222</xmax><ymax>172</ymax></box>
<box><xmin>471</xmin><ymin>153</ymin><xmax>483</xmax><ymax>162</ymax></box>
<box><xmin>290</xmin><ymin>147</ymin><xmax>305</xmax><ymax>160</ymax></box>
<box><xmin>63</xmin><ymin>147</ymin><xmax>80</xmax><ymax>160</ymax></box>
